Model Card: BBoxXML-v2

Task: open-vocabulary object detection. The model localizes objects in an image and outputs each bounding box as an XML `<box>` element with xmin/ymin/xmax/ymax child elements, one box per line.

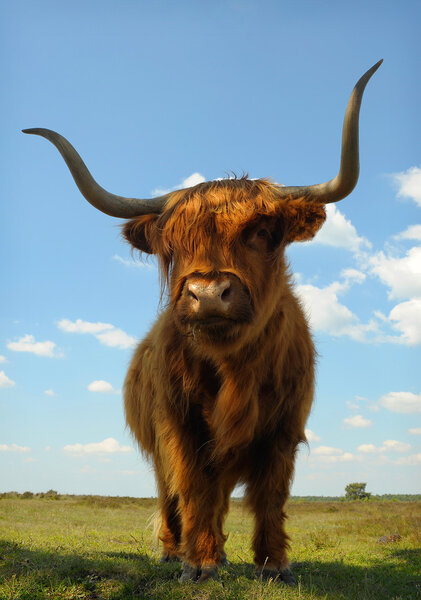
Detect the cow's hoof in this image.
<box><xmin>220</xmin><ymin>554</ymin><xmax>229</xmax><ymax>566</ymax></box>
<box><xmin>258</xmin><ymin>567</ymin><xmax>296</xmax><ymax>586</ymax></box>
<box><xmin>197</xmin><ymin>566</ymin><xmax>219</xmax><ymax>583</ymax></box>
<box><xmin>279</xmin><ymin>567</ymin><xmax>296</xmax><ymax>585</ymax></box>
<box><xmin>160</xmin><ymin>553</ymin><xmax>180</xmax><ymax>564</ymax></box>
<box><xmin>179</xmin><ymin>562</ymin><xmax>200</xmax><ymax>582</ymax></box>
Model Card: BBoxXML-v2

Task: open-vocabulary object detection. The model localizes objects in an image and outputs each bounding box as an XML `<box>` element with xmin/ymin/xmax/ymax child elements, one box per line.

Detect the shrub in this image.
<box><xmin>345</xmin><ymin>482</ymin><xmax>371</xmax><ymax>501</ymax></box>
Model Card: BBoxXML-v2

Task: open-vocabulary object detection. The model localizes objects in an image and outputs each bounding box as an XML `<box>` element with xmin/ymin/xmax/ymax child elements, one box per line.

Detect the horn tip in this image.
<box><xmin>367</xmin><ymin>59</ymin><xmax>383</xmax><ymax>77</ymax></box>
<box><xmin>22</xmin><ymin>128</ymin><xmax>47</xmax><ymax>135</ymax></box>
<box><xmin>354</xmin><ymin>59</ymin><xmax>383</xmax><ymax>93</ymax></box>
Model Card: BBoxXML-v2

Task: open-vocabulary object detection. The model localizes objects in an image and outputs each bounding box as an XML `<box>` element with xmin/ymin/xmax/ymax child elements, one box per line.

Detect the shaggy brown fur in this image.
<box><xmin>123</xmin><ymin>178</ymin><xmax>325</xmax><ymax>574</ymax></box>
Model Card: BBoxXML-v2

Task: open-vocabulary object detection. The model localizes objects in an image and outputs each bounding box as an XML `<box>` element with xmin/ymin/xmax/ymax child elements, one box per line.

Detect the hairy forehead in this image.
<box><xmin>158</xmin><ymin>178</ymin><xmax>283</xmax><ymax>241</ymax></box>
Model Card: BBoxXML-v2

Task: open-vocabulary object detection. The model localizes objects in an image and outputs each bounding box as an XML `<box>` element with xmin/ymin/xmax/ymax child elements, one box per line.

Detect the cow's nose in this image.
<box><xmin>186</xmin><ymin>279</ymin><xmax>233</xmax><ymax>313</ymax></box>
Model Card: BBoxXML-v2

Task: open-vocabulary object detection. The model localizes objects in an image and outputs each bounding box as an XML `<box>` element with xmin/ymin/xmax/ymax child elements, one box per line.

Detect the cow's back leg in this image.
<box><xmin>215</xmin><ymin>478</ymin><xmax>236</xmax><ymax>564</ymax></box>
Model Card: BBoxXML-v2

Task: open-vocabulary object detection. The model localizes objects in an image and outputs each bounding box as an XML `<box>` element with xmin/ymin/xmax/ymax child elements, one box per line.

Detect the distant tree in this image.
<box><xmin>345</xmin><ymin>482</ymin><xmax>371</xmax><ymax>500</ymax></box>
<box><xmin>21</xmin><ymin>491</ymin><xmax>34</xmax><ymax>499</ymax></box>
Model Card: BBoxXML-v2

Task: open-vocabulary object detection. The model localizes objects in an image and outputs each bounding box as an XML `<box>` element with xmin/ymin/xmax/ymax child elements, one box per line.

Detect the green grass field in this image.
<box><xmin>0</xmin><ymin>496</ymin><xmax>420</xmax><ymax>599</ymax></box>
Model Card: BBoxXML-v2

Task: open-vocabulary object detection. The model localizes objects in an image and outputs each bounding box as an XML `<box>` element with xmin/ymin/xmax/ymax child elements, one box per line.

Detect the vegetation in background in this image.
<box><xmin>344</xmin><ymin>483</ymin><xmax>372</xmax><ymax>501</ymax></box>
<box><xmin>0</xmin><ymin>494</ymin><xmax>420</xmax><ymax>599</ymax></box>
<box><xmin>2</xmin><ymin>491</ymin><xmax>421</xmax><ymax>502</ymax></box>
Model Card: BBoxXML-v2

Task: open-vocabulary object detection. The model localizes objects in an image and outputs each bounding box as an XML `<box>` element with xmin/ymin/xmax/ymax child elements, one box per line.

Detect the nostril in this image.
<box><xmin>187</xmin><ymin>289</ymin><xmax>199</xmax><ymax>302</ymax></box>
<box><xmin>221</xmin><ymin>287</ymin><xmax>231</xmax><ymax>301</ymax></box>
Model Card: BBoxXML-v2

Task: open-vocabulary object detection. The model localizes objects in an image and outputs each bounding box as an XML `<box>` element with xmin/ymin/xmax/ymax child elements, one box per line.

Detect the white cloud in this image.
<box><xmin>44</xmin><ymin>389</ymin><xmax>55</xmax><ymax>397</ymax></box>
<box><xmin>369</xmin><ymin>246</ymin><xmax>421</xmax><ymax>301</ymax></box>
<box><xmin>305</xmin><ymin>429</ymin><xmax>321</xmax><ymax>442</ymax></box>
<box><xmin>0</xmin><ymin>355</ymin><xmax>7</xmax><ymax>363</ymax></box>
<box><xmin>301</xmin><ymin>181</ymin><xmax>421</xmax><ymax>348</ymax></box>
<box><xmin>311</xmin><ymin>204</ymin><xmax>371</xmax><ymax>253</ymax></box>
<box><xmin>312</xmin><ymin>446</ymin><xmax>342</xmax><ymax>456</ymax></box>
<box><xmin>317</xmin><ymin>453</ymin><xmax>356</xmax><ymax>463</ymax></box>
<box><xmin>295</xmin><ymin>276</ymin><xmax>377</xmax><ymax>343</ymax></box>
<box><xmin>387</xmin><ymin>299</ymin><xmax>421</xmax><ymax>346</ymax></box>
<box><xmin>58</xmin><ymin>319</ymin><xmax>114</xmax><ymax>335</ymax></box>
<box><xmin>366</xmin><ymin>225</ymin><xmax>421</xmax><ymax>346</ymax></box>
<box><xmin>332</xmin><ymin>453</ymin><xmax>355</xmax><ymax>462</ymax></box>
<box><xmin>57</xmin><ymin>318</ymin><xmax>137</xmax><ymax>350</ymax></box>
<box><xmin>80</xmin><ymin>465</ymin><xmax>96</xmax><ymax>473</ymax></box>
<box><xmin>382</xmin><ymin>440</ymin><xmax>411</xmax><ymax>453</ymax></box>
<box><xmin>7</xmin><ymin>334</ymin><xmax>59</xmax><ymax>358</ymax></box>
<box><xmin>113</xmin><ymin>254</ymin><xmax>155</xmax><ymax>269</ymax></box>
<box><xmin>394</xmin><ymin>225</ymin><xmax>421</xmax><ymax>242</ymax></box>
<box><xmin>357</xmin><ymin>444</ymin><xmax>378</xmax><ymax>453</ymax></box>
<box><xmin>392</xmin><ymin>165</ymin><xmax>421</xmax><ymax>207</ymax></box>
<box><xmin>311</xmin><ymin>445</ymin><xmax>355</xmax><ymax>463</ymax></box>
<box><xmin>346</xmin><ymin>400</ymin><xmax>360</xmax><ymax>411</ymax></box>
<box><xmin>379</xmin><ymin>392</ymin><xmax>421</xmax><ymax>414</ymax></box>
<box><xmin>0</xmin><ymin>371</ymin><xmax>15</xmax><ymax>388</ymax></box>
<box><xmin>45</xmin><ymin>446</ymin><xmax>51</xmax><ymax>451</ymax></box>
<box><xmin>183</xmin><ymin>173</ymin><xmax>207</xmax><ymax>188</ymax></box>
<box><xmin>152</xmin><ymin>172</ymin><xmax>206</xmax><ymax>197</ymax></box>
<box><xmin>353</xmin><ymin>396</ymin><xmax>380</xmax><ymax>413</ymax></box>
<box><xmin>296</xmin><ymin>281</ymin><xmax>354</xmax><ymax>332</ymax></box>
<box><xmin>358</xmin><ymin>440</ymin><xmax>411</xmax><ymax>454</ymax></box>
<box><xmin>392</xmin><ymin>453</ymin><xmax>421</xmax><ymax>466</ymax></box>
<box><xmin>409</xmin><ymin>427</ymin><xmax>421</xmax><ymax>435</ymax></box>
<box><xmin>299</xmin><ymin>229</ymin><xmax>421</xmax><ymax>347</ymax></box>
<box><xmin>87</xmin><ymin>380</ymin><xmax>119</xmax><ymax>394</ymax></box>
<box><xmin>0</xmin><ymin>443</ymin><xmax>30</xmax><ymax>452</ymax></box>
<box><xmin>341</xmin><ymin>268</ymin><xmax>366</xmax><ymax>285</ymax></box>
<box><xmin>63</xmin><ymin>437</ymin><xmax>133</xmax><ymax>456</ymax></box>
<box><xmin>95</xmin><ymin>328</ymin><xmax>137</xmax><ymax>350</ymax></box>
<box><xmin>343</xmin><ymin>414</ymin><xmax>372</xmax><ymax>428</ymax></box>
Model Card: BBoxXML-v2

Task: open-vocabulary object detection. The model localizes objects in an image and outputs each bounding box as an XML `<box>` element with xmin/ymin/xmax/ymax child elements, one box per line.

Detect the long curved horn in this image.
<box><xmin>22</xmin><ymin>128</ymin><xmax>170</xmax><ymax>217</ymax></box>
<box><xmin>276</xmin><ymin>59</ymin><xmax>382</xmax><ymax>204</ymax></box>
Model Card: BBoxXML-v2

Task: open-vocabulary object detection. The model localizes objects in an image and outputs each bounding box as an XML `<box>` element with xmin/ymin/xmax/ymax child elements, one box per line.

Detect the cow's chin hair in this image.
<box><xmin>182</xmin><ymin>319</ymin><xmax>245</xmax><ymax>348</ymax></box>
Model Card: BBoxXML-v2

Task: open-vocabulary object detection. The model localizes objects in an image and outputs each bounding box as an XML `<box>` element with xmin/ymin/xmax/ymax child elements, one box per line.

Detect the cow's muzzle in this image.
<box><xmin>175</xmin><ymin>273</ymin><xmax>253</xmax><ymax>343</ymax></box>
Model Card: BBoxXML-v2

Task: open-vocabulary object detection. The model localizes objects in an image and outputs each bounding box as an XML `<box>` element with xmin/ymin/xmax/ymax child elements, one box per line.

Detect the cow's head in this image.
<box><xmin>23</xmin><ymin>61</ymin><xmax>382</xmax><ymax>354</ymax></box>
<box><xmin>122</xmin><ymin>179</ymin><xmax>326</xmax><ymax>352</ymax></box>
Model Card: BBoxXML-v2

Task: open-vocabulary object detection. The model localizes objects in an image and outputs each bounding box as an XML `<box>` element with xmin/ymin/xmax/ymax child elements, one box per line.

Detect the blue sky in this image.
<box><xmin>1</xmin><ymin>0</ymin><xmax>420</xmax><ymax>497</ymax></box>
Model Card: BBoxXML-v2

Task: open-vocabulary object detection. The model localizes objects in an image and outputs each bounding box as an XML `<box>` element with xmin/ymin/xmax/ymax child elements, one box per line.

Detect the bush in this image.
<box><xmin>345</xmin><ymin>482</ymin><xmax>371</xmax><ymax>501</ymax></box>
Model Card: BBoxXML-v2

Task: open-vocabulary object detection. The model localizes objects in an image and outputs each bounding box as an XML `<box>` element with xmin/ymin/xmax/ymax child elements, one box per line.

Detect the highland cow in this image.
<box><xmin>24</xmin><ymin>60</ymin><xmax>382</xmax><ymax>584</ymax></box>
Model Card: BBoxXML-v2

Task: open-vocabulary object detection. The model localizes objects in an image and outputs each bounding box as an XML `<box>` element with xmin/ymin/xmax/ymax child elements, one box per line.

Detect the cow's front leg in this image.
<box><xmin>159</xmin><ymin>494</ymin><xmax>182</xmax><ymax>562</ymax></box>
<box><xmin>245</xmin><ymin>443</ymin><xmax>298</xmax><ymax>585</ymax></box>
<box><xmin>158</xmin><ymin>416</ymin><xmax>225</xmax><ymax>582</ymax></box>
<box><xmin>178</xmin><ymin>484</ymin><xmax>223</xmax><ymax>582</ymax></box>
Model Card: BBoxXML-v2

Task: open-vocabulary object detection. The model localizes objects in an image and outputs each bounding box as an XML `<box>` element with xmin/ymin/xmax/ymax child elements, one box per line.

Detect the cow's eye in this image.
<box><xmin>257</xmin><ymin>228</ymin><xmax>269</xmax><ymax>239</ymax></box>
<box><xmin>242</xmin><ymin>220</ymin><xmax>282</xmax><ymax>251</ymax></box>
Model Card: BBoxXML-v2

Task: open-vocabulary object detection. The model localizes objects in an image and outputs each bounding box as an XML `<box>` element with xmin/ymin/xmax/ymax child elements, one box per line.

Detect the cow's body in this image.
<box><xmin>23</xmin><ymin>60</ymin><xmax>382</xmax><ymax>584</ymax></box>
<box><xmin>122</xmin><ymin>180</ymin><xmax>324</xmax><ymax>580</ymax></box>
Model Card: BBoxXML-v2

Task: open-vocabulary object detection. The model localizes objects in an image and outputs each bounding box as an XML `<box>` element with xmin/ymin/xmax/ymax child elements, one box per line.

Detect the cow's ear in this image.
<box><xmin>283</xmin><ymin>200</ymin><xmax>326</xmax><ymax>243</ymax></box>
<box><xmin>122</xmin><ymin>214</ymin><xmax>159</xmax><ymax>254</ymax></box>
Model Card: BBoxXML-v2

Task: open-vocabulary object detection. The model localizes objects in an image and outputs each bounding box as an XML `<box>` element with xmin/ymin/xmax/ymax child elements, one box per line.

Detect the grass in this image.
<box><xmin>0</xmin><ymin>496</ymin><xmax>420</xmax><ymax>599</ymax></box>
